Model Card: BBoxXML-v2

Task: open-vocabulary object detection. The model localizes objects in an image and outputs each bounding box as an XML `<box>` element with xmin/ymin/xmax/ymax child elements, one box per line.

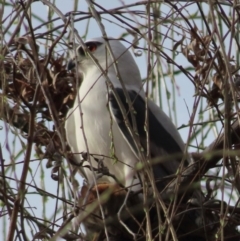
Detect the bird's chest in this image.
<box><xmin>72</xmin><ymin>87</ymin><xmax>137</xmax><ymax>186</ymax></box>
<box><xmin>74</xmin><ymin>88</ymin><xmax>111</xmax><ymax>155</ymax></box>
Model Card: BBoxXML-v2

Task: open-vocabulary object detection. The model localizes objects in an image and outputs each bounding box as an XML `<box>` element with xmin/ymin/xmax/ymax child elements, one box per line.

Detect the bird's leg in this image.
<box><xmin>81</xmin><ymin>182</ymin><xmax>127</xmax><ymax>204</ymax></box>
<box><xmin>92</xmin><ymin>182</ymin><xmax>126</xmax><ymax>196</ymax></box>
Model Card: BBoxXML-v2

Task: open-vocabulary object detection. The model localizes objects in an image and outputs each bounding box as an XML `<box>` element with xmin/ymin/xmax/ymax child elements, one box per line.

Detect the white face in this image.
<box><xmin>76</xmin><ymin>40</ymin><xmax>105</xmax><ymax>71</ymax></box>
<box><xmin>67</xmin><ymin>38</ymin><xmax>142</xmax><ymax>88</ymax></box>
<box><xmin>67</xmin><ymin>40</ymin><xmax>105</xmax><ymax>74</ymax></box>
<box><xmin>68</xmin><ymin>38</ymin><xmax>129</xmax><ymax>73</ymax></box>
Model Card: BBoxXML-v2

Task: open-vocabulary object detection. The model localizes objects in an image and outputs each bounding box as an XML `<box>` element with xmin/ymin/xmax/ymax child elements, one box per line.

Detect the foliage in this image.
<box><xmin>1</xmin><ymin>1</ymin><xmax>240</xmax><ymax>241</ymax></box>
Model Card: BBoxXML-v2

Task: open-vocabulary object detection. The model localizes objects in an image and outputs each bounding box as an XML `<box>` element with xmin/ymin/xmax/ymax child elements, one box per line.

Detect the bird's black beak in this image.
<box><xmin>67</xmin><ymin>59</ymin><xmax>76</xmax><ymax>71</ymax></box>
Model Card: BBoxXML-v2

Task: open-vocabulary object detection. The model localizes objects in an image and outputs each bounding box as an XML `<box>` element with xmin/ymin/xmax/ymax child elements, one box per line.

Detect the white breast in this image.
<box><xmin>65</xmin><ymin>72</ymin><xmax>139</xmax><ymax>190</ymax></box>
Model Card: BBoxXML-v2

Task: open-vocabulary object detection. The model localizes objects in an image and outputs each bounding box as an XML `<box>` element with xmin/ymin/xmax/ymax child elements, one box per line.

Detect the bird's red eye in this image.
<box><xmin>86</xmin><ymin>42</ymin><xmax>97</xmax><ymax>52</ymax></box>
<box><xmin>78</xmin><ymin>41</ymin><xmax>101</xmax><ymax>56</ymax></box>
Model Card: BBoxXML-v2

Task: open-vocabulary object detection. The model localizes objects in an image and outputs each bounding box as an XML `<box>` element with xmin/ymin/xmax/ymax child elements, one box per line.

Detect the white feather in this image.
<box><xmin>65</xmin><ymin>37</ymin><xmax>186</xmax><ymax>191</ymax></box>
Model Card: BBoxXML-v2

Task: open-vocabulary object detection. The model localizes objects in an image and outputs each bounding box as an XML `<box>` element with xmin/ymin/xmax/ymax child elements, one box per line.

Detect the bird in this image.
<box><xmin>65</xmin><ymin>37</ymin><xmax>187</xmax><ymax>189</ymax></box>
<box><xmin>65</xmin><ymin>37</ymin><xmax>205</xmax><ymax>240</ymax></box>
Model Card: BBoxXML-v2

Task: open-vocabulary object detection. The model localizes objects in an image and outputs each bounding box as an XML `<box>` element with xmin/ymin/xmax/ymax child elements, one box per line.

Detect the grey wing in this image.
<box><xmin>108</xmin><ymin>88</ymin><xmax>188</xmax><ymax>191</ymax></box>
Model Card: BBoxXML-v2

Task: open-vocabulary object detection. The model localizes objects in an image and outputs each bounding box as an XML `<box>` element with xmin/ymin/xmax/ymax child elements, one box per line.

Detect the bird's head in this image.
<box><xmin>67</xmin><ymin>37</ymin><xmax>142</xmax><ymax>87</ymax></box>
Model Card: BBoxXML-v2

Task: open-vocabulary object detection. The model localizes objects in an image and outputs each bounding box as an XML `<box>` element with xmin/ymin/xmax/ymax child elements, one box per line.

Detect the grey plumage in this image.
<box><xmin>65</xmin><ymin>37</ymin><xmax>187</xmax><ymax>190</ymax></box>
<box><xmin>65</xmin><ymin>37</ymin><xmax>208</xmax><ymax>240</ymax></box>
